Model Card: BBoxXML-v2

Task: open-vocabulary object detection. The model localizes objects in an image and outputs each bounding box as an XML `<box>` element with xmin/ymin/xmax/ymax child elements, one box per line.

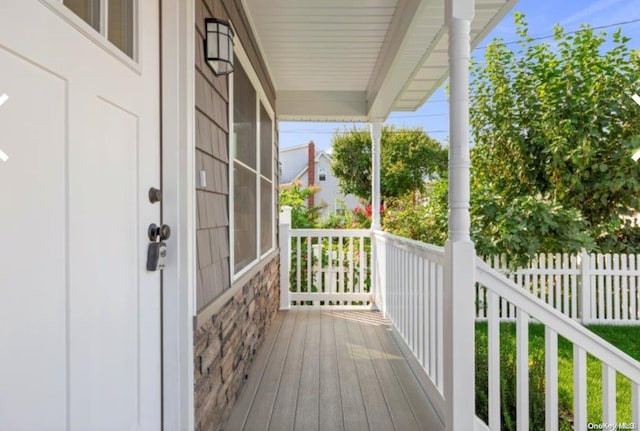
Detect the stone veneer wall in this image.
<box><xmin>194</xmin><ymin>255</ymin><xmax>280</xmax><ymax>431</ymax></box>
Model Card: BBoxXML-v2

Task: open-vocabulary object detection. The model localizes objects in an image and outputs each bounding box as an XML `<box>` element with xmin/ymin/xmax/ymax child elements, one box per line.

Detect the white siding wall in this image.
<box><xmin>314</xmin><ymin>155</ymin><xmax>360</xmax><ymax>216</ymax></box>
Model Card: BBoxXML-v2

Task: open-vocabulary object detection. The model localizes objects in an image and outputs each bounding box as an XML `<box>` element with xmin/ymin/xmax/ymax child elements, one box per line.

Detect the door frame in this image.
<box><xmin>160</xmin><ymin>0</ymin><xmax>196</xmax><ymax>429</ymax></box>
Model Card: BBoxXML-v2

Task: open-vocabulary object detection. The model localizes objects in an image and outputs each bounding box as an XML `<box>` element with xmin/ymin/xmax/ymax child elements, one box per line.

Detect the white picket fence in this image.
<box><xmin>478</xmin><ymin>251</ymin><xmax>640</xmax><ymax>324</ymax></box>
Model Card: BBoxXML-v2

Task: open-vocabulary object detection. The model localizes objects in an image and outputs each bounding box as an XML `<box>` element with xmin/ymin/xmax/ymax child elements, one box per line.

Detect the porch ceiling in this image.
<box><xmin>242</xmin><ymin>0</ymin><xmax>517</xmax><ymax>122</ymax></box>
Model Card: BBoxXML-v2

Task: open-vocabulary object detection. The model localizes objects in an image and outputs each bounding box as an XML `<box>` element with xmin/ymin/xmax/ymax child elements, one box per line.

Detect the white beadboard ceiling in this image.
<box><xmin>243</xmin><ymin>0</ymin><xmax>517</xmax><ymax>121</ymax></box>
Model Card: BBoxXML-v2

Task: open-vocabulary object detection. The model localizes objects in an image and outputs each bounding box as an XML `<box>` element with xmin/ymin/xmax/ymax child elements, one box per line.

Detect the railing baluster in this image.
<box><xmin>632</xmin><ymin>255</ymin><xmax>638</xmax><ymax>321</ymax></box>
<box><xmin>540</xmin><ymin>254</ymin><xmax>548</xmax><ymax>310</ymax></box>
<box><xmin>545</xmin><ymin>326</ymin><xmax>558</xmax><ymax>431</ymax></box>
<box><xmin>359</xmin><ymin>236</ymin><xmax>365</xmax><ymax>296</ymax></box>
<box><xmin>606</xmin><ymin>254</ymin><xmax>613</xmax><ymax>320</ymax></box>
<box><xmin>404</xmin><ymin>249</ymin><xmax>409</xmax><ymax>338</ymax></box>
<box><xmin>428</xmin><ymin>260</ymin><xmax>436</xmax><ymax>378</ymax></box>
<box><xmin>487</xmin><ymin>290</ymin><xmax>500</xmax><ymax>430</ymax></box>
<box><xmin>307</xmin><ymin>235</ymin><xmax>312</xmax><ymax>302</ymax></box>
<box><xmin>562</xmin><ymin>253</ymin><xmax>569</xmax><ymax>315</ymax></box>
<box><xmin>614</xmin><ymin>254</ymin><xmax>620</xmax><ymax>321</ymax></box>
<box><xmin>420</xmin><ymin>256</ymin><xmax>426</xmax><ymax>369</ymax></box>
<box><xmin>414</xmin><ymin>254</ymin><xmax>419</xmax><ymax>353</ymax></box>
<box><xmin>327</xmin><ymin>234</ymin><xmax>333</xmax><ymax>298</ymax></box>
<box><xmin>555</xmin><ymin>253</ymin><xmax>561</xmax><ymax>311</ymax></box>
<box><xmin>622</xmin><ymin>254</ymin><xmax>629</xmax><ymax>321</ymax></box>
<box><xmin>573</xmin><ymin>345</ymin><xmax>587</xmax><ymax>431</ymax></box>
<box><xmin>570</xmin><ymin>254</ymin><xmax>578</xmax><ymax>319</ymax></box>
<box><xmin>436</xmin><ymin>263</ymin><xmax>444</xmax><ymax>390</ymax></box>
<box><xmin>598</xmin><ymin>253</ymin><xmax>605</xmax><ymax>320</ymax></box>
<box><xmin>339</xmin><ymin>236</ymin><xmax>345</xmax><ymax>295</ymax></box>
<box><xmin>516</xmin><ymin>309</ymin><xmax>529</xmax><ymax>431</ymax></box>
<box><xmin>602</xmin><ymin>363</ymin><xmax>616</xmax><ymax>424</ymax></box>
<box><xmin>348</xmin><ymin>236</ymin><xmax>354</xmax><ymax>298</ymax></box>
<box><xmin>532</xmin><ymin>254</ymin><xmax>539</xmax><ymax>301</ymax></box>
<box><xmin>296</xmin><ymin>236</ymin><xmax>301</xmax><ymax>296</ymax></box>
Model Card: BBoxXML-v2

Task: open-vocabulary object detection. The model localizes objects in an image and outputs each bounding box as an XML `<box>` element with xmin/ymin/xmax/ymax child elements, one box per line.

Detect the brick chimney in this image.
<box><xmin>307</xmin><ymin>141</ymin><xmax>315</xmax><ymax>208</ymax></box>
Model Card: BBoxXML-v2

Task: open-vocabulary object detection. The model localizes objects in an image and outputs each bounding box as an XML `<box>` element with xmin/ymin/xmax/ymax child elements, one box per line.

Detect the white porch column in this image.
<box><xmin>370</xmin><ymin>120</ymin><xmax>382</xmax><ymax>229</ymax></box>
<box><xmin>370</xmin><ymin>120</ymin><xmax>382</xmax><ymax>308</ymax></box>
<box><xmin>279</xmin><ymin>206</ymin><xmax>292</xmax><ymax>310</ymax></box>
<box><xmin>444</xmin><ymin>1</ymin><xmax>476</xmax><ymax>430</ymax></box>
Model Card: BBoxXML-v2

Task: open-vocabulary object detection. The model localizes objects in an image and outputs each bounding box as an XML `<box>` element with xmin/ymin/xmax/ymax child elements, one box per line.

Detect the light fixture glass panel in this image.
<box><xmin>208</xmin><ymin>32</ymin><xmax>219</xmax><ymax>59</ymax></box>
<box><xmin>220</xmin><ymin>38</ymin><xmax>229</xmax><ymax>66</ymax></box>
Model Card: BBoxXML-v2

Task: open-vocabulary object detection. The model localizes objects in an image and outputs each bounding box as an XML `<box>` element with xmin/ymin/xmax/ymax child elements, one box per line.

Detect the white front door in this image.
<box><xmin>0</xmin><ymin>1</ymin><xmax>161</xmax><ymax>430</ymax></box>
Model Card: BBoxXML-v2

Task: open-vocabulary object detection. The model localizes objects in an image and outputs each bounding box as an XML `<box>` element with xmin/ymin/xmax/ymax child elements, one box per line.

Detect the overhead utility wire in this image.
<box><xmin>473</xmin><ymin>17</ymin><xmax>640</xmax><ymax>51</ymax></box>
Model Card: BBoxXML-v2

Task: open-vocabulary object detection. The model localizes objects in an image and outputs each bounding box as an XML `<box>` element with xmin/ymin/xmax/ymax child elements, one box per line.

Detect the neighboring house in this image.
<box><xmin>7</xmin><ymin>1</ymin><xmax>607</xmax><ymax>431</ymax></box>
<box><xmin>281</xmin><ymin>141</ymin><xmax>361</xmax><ymax>216</ymax></box>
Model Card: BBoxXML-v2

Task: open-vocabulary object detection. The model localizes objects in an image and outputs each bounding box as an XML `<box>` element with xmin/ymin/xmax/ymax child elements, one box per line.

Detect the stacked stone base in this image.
<box><xmin>194</xmin><ymin>256</ymin><xmax>279</xmax><ymax>431</ymax></box>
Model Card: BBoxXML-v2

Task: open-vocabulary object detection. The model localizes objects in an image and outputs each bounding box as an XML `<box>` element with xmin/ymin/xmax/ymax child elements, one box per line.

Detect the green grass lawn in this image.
<box><xmin>475</xmin><ymin>322</ymin><xmax>640</xmax><ymax>430</ymax></box>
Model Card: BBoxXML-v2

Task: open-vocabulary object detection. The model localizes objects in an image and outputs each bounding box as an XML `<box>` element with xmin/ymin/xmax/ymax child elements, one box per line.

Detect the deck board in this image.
<box><xmin>294</xmin><ymin>310</ymin><xmax>321</xmax><ymax>430</ymax></box>
<box><xmin>225</xmin><ymin>311</ymin><xmax>286</xmax><ymax>431</ymax></box>
<box><xmin>333</xmin><ymin>311</ymin><xmax>369</xmax><ymax>431</ymax></box>
<box><xmin>359</xmin><ymin>317</ymin><xmax>421</xmax><ymax>431</ymax></box>
<box><xmin>319</xmin><ymin>311</ymin><xmax>344</xmax><ymax>431</ymax></box>
<box><xmin>268</xmin><ymin>310</ymin><xmax>309</xmax><ymax>431</ymax></box>
<box><xmin>373</xmin><ymin>321</ymin><xmax>444</xmax><ymax>431</ymax></box>
<box><xmin>224</xmin><ymin>309</ymin><xmax>445</xmax><ymax>431</ymax></box>
<box><xmin>345</xmin><ymin>314</ymin><xmax>395</xmax><ymax>431</ymax></box>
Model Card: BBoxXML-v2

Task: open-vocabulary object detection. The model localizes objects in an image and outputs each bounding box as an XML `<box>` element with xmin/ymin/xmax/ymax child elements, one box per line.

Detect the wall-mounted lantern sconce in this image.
<box><xmin>205</xmin><ymin>18</ymin><xmax>235</xmax><ymax>76</ymax></box>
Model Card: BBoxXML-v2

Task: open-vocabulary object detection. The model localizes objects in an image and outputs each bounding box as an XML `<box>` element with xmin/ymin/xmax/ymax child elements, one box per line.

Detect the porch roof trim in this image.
<box><xmin>242</xmin><ymin>0</ymin><xmax>517</xmax><ymax>122</ymax></box>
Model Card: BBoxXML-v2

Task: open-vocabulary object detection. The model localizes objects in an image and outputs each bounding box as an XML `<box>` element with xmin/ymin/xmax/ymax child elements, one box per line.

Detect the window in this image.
<box><xmin>64</xmin><ymin>0</ymin><xmax>135</xmax><ymax>58</ymax></box>
<box><xmin>318</xmin><ymin>167</ymin><xmax>327</xmax><ymax>182</ymax></box>
<box><xmin>231</xmin><ymin>58</ymin><xmax>275</xmax><ymax>276</ymax></box>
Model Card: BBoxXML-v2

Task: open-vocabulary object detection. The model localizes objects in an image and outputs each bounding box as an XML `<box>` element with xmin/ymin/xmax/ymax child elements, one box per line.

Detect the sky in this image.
<box><xmin>278</xmin><ymin>0</ymin><xmax>640</xmax><ymax>152</ymax></box>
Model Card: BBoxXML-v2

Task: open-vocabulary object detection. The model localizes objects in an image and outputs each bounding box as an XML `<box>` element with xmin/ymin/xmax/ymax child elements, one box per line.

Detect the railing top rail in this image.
<box><xmin>290</xmin><ymin>228</ymin><xmax>371</xmax><ymax>237</ymax></box>
<box><xmin>476</xmin><ymin>258</ymin><xmax>640</xmax><ymax>383</ymax></box>
<box><xmin>372</xmin><ymin>229</ymin><xmax>445</xmax><ymax>264</ymax></box>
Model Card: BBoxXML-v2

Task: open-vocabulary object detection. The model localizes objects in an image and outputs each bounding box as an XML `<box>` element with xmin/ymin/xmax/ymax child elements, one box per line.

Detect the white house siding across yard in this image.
<box><xmin>280</xmin><ymin>142</ymin><xmax>360</xmax><ymax>217</ymax></box>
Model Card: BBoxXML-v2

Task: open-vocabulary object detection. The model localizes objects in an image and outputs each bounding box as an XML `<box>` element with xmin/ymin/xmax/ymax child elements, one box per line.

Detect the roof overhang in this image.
<box><xmin>242</xmin><ymin>0</ymin><xmax>517</xmax><ymax>122</ymax></box>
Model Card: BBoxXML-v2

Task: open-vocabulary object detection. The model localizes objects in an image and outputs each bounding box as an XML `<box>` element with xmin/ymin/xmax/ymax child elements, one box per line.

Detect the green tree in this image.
<box><xmin>382</xmin><ymin>179</ymin><xmax>448</xmax><ymax>245</ymax></box>
<box><xmin>471</xmin><ymin>13</ymin><xmax>640</xmax><ymax>242</ymax></box>
<box><xmin>279</xmin><ymin>181</ymin><xmax>323</xmax><ymax>228</ymax></box>
<box><xmin>385</xmin><ymin>15</ymin><xmax>640</xmax><ymax>264</ymax></box>
<box><xmin>331</xmin><ymin>125</ymin><xmax>447</xmax><ymax>202</ymax></box>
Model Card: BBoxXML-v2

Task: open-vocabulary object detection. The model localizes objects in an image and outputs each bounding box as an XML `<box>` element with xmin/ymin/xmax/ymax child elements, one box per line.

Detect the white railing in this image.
<box><xmin>476</xmin><ymin>258</ymin><xmax>640</xmax><ymax>430</ymax></box>
<box><xmin>372</xmin><ymin>229</ymin><xmax>446</xmax><ymax>413</ymax></box>
<box><xmin>278</xmin><ymin>212</ymin><xmax>640</xmax><ymax>429</ymax></box>
<box><xmin>282</xmin><ymin>227</ymin><xmax>373</xmax><ymax>307</ymax></box>
<box><xmin>478</xmin><ymin>251</ymin><xmax>640</xmax><ymax>324</ymax></box>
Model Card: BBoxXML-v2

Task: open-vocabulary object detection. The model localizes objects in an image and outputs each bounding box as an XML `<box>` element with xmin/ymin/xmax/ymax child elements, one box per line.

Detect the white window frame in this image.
<box><xmin>318</xmin><ymin>167</ymin><xmax>327</xmax><ymax>182</ymax></box>
<box><xmin>43</xmin><ymin>0</ymin><xmax>139</xmax><ymax>69</ymax></box>
<box><xmin>229</xmin><ymin>39</ymin><xmax>276</xmax><ymax>282</ymax></box>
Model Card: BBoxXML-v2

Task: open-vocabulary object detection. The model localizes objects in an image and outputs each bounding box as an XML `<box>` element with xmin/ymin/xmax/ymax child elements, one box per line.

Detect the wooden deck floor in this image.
<box><xmin>224</xmin><ymin>309</ymin><xmax>444</xmax><ymax>431</ymax></box>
